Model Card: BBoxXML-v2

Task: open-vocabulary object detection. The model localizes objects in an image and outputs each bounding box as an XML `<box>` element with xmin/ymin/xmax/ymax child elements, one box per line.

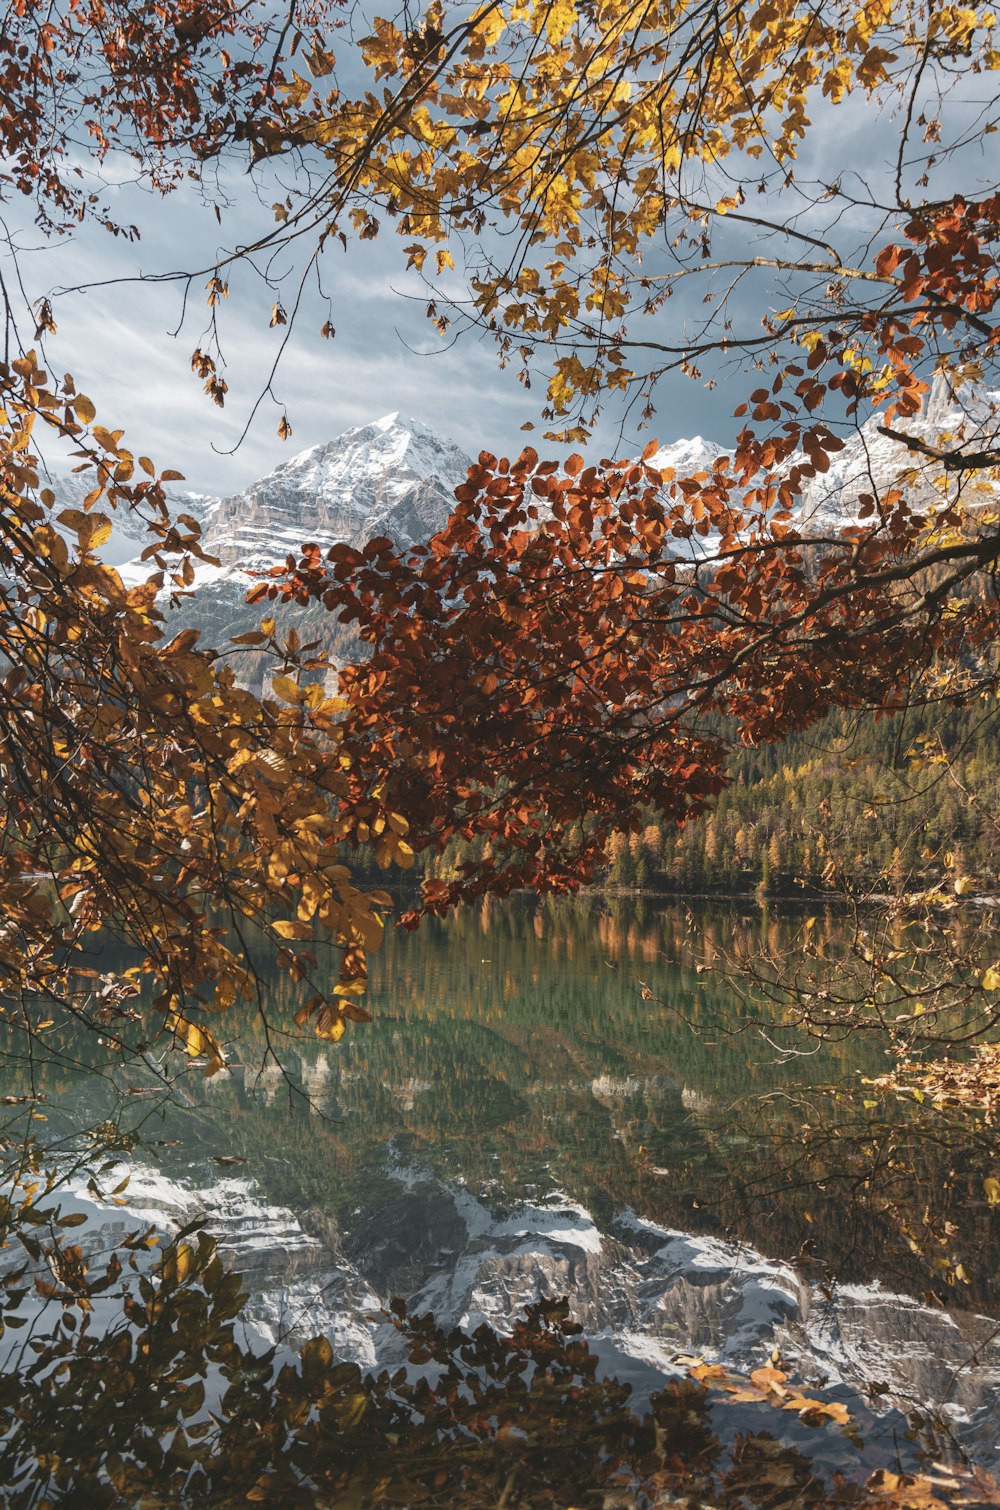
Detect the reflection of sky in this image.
<box><xmin>2</xmin><ymin>25</ymin><xmax>996</xmax><ymax>497</ymax></box>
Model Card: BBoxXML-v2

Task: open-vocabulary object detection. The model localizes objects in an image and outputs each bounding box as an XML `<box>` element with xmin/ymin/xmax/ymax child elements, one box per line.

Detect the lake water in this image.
<box><xmin>7</xmin><ymin>897</ymin><xmax>1000</xmax><ymax>1472</ymax></box>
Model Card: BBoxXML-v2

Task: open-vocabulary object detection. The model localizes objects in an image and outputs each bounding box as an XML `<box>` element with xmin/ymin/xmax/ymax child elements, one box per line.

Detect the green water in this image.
<box><xmin>11</xmin><ymin>895</ymin><xmax>1000</xmax><ymax>1314</ymax></box>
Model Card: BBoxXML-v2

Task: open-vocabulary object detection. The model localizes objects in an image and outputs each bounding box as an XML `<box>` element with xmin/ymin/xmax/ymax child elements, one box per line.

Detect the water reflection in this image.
<box><xmin>7</xmin><ymin>897</ymin><xmax>1000</xmax><ymax>1468</ymax></box>
<box><xmin>8</xmin><ymin>897</ymin><xmax>996</xmax><ymax>1311</ymax></box>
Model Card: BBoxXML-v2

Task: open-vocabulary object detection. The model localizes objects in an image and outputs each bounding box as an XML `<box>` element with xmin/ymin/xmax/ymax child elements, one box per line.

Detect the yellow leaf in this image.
<box><xmin>166</xmin><ymin>1012</ymin><xmax>225</xmax><ymax>1076</ymax></box>
<box><xmin>544</xmin><ymin>0</ymin><xmax>576</xmax><ymax>43</ymax></box>
<box><xmin>473</xmin><ymin>2</ymin><xmax>507</xmax><ymax>45</ymax></box>
<box><xmin>271</xmin><ymin>675</ymin><xmax>302</xmax><ymax>702</ymax></box>
<box><xmin>73</xmin><ymin>394</ymin><xmax>97</xmax><ymax>424</ymax></box>
<box><xmin>315</xmin><ymin>1008</ymin><xmax>347</xmax><ymax>1042</ymax></box>
<box><xmin>302</xmin><ymin>1335</ymin><xmax>333</xmax><ymax>1371</ymax></box>
<box><xmin>984</xmin><ymin>1177</ymin><xmax>1000</xmax><ymax>1205</ymax></box>
<box><xmin>215</xmin><ymin>976</ymin><xmax>238</xmax><ymax>1010</ymax></box>
<box><xmin>272</xmin><ymin>919</ymin><xmax>312</xmax><ymax>939</ymax></box>
<box><xmin>85</xmin><ymin>516</ymin><xmax>113</xmax><ymax>550</ymax></box>
<box><xmin>982</xmin><ymin>965</ymin><xmax>1000</xmax><ymax>992</ymax></box>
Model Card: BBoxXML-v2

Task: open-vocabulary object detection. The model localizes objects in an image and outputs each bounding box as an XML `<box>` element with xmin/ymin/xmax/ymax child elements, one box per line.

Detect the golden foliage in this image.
<box><xmin>260</xmin><ymin>0</ymin><xmax>1000</xmax><ymax>432</ymax></box>
<box><xmin>0</xmin><ymin>356</ymin><xmax>396</xmax><ymax>1064</ymax></box>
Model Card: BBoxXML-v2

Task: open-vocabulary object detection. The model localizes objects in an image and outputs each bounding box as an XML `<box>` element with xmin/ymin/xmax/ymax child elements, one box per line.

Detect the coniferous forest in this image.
<box><xmin>6</xmin><ymin>0</ymin><xmax>1000</xmax><ymax>1506</ymax></box>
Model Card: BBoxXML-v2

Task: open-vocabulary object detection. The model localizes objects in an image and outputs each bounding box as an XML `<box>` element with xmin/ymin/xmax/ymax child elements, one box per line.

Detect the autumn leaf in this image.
<box><xmin>166</xmin><ymin>1012</ymin><xmax>226</xmax><ymax>1077</ymax></box>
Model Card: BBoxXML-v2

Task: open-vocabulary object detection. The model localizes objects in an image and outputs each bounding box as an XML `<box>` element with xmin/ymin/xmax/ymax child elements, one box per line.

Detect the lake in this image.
<box><xmin>6</xmin><ymin>896</ymin><xmax>1000</xmax><ymax>1474</ymax></box>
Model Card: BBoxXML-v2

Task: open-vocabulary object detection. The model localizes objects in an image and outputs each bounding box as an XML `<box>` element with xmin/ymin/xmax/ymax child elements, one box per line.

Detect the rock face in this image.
<box><xmin>113</xmin><ymin>413</ymin><xmax>472</xmax><ymax>670</ymax></box>
<box><xmin>197</xmin><ymin>413</ymin><xmax>472</xmax><ymax>570</ymax></box>
<box><xmin>45</xmin><ymin>462</ymin><xmax>209</xmax><ymax>567</ymax></box>
<box><xmin>117</xmin><ymin>376</ymin><xmax>1000</xmax><ymax>584</ymax></box>
<box><xmin>40</xmin><ymin>1154</ymin><xmax>999</xmax><ymax>1467</ymax></box>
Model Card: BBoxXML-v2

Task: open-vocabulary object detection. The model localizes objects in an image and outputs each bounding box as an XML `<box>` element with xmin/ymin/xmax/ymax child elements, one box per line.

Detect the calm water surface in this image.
<box><xmin>18</xmin><ymin>896</ymin><xmax>998</xmax><ymax>1302</ymax></box>
<box><xmin>9</xmin><ymin>897</ymin><xmax>1000</xmax><ymax>1468</ymax></box>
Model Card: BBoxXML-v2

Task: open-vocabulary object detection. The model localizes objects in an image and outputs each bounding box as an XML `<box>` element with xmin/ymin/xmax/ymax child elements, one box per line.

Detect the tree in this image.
<box><xmin>0</xmin><ymin>3</ymin><xmax>418</xmax><ymax>1075</ymax></box>
<box><xmin>151</xmin><ymin>0</ymin><xmax>998</xmax><ymax>444</ymax></box>
<box><xmin>250</xmin><ymin>429</ymin><xmax>997</xmax><ymax>897</ymax></box>
<box><xmin>0</xmin><ymin>0</ymin><xmax>334</xmax><ymax>239</ymax></box>
<box><xmin>200</xmin><ymin>0</ymin><xmax>998</xmax><ymax>881</ymax></box>
<box><xmin>11</xmin><ymin>10</ymin><xmax>1000</xmax><ymax>1504</ymax></box>
<box><xmin>6</xmin><ymin>0</ymin><xmax>1000</xmax><ymax>1071</ymax></box>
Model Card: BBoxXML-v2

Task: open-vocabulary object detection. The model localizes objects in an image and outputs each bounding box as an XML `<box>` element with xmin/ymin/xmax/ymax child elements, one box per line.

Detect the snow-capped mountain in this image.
<box><xmin>109</xmin><ymin>379</ymin><xmax>1000</xmax><ymax>669</ymax></box>
<box><xmin>111</xmin><ymin>414</ymin><xmax>472</xmax><ymax>673</ymax></box>
<box><xmin>198</xmin><ymin>412</ymin><xmax>472</xmax><ymax>571</ymax></box>
<box><xmin>647</xmin><ymin>434</ymin><xmax>728</xmax><ymax>478</ymax></box>
<box><xmin>43</xmin><ymin>461</ymin><xmax>210</xmax><ymax>568</ymax></box>
<box><xmin>646</xmin><ymin>372</ymin><xmax>1000</xmax><ymax>538</ymax></box>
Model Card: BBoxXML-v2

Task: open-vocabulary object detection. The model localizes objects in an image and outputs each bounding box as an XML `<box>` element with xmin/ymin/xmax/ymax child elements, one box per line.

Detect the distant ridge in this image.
<box><xmin>109</xmin><ymin>385</ymin><xmax>1000</xmax><ymax>674</ymax></box>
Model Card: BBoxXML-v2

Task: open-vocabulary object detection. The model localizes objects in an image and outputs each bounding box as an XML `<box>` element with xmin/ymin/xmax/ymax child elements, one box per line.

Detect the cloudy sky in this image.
<box><xmin>2</xmin><ymin>25</ymin><xmax>983</xmax><ymax>502</ymax></box>
<box><xmin>5</xmin><ymin>156</ymin><xmax>741</xmax><ymax>500</ymax></box>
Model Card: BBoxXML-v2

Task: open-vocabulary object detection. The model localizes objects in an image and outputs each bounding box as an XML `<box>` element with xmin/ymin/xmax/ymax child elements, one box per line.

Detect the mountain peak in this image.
<box><xmin>646</xmin><ymin>434</ymin><xmax>725</xmax><ymax>472</ymax></box>
<box><xmin>197</xmin><ymin>414</ymin><xmax>473</xmax><ymax>571</ymax></box>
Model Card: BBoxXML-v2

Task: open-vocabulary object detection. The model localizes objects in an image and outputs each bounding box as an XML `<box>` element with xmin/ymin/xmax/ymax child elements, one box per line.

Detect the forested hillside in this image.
<box><xmin>414</xmin><ymin>701</ymin><xmax>1000</xmax><ymax>899</ymax></box>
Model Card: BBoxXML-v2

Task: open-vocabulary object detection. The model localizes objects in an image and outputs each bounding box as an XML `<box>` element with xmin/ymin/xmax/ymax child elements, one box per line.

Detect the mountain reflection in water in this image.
<box><xmin>10</xmin><ymin>896</ymin><xmax>1000</xmax><ymax>1469</ymax></box>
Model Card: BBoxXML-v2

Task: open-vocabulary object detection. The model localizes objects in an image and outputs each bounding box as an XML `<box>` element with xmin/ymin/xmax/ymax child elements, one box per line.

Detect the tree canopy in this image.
<box><xmin>2</xmin><ymin>0</ymin><xmax>1000</xmax><ymax>1073</ymax></box>
<box><xmin>205</xmin><ymin>0</ymin><xmax>1000</xmax><ymax>444</ymax></box>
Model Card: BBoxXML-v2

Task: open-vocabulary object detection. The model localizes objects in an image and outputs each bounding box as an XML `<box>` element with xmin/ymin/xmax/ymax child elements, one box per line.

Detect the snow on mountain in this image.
<box><xmin>799</xmin><ymin>370</ymin><xmax>1000</xmax><ymax>532</ymax></box>
<box><xmin>108</xmin><ymin>381</ymin><xmax>1000</xmax><ymax>655</ymax></box>
<box><xmin>646</xmin><ymin>434</ymin><xmax>728</xmax><ymax>478</ymax></box>
<box><xmin>640</xmin><ymin>373</ymin><xmax>1000</xmax><ymax>547</ymax></box>
<box><xmin>112</xmin><ymin>414</ymin><xmax>472</xmax><ymax>662</ymax></box>
<box><xmin>16</xmin><ymin>1153</ymin><xmax>999</xmax><ymax>1464</ymax></box>
<box><xmin>41</xmin><ymin>461</ymin><xmax>209</xmax><ymax>567</ymax></box>
<box><xmin>197</xmin><ymin>412</ymin><xmax>471</xmax><ymax>572</ymax></box>
<box><xmin>108</xmin><ymin>414</ymin><xmax>473</xmax><ymax>672</ymax></box>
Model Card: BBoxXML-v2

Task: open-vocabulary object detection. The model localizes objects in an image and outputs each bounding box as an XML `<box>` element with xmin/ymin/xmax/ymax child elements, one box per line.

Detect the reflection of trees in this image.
<box><xmin>11</xmin><ymin>899</ymin><xmax>999</xmax><ymax>1316</ymax></box>
<box><xmin>709</xmin><ymin>1089</ymin><xmax>1000</xmax><ymax>1309</ymax></box>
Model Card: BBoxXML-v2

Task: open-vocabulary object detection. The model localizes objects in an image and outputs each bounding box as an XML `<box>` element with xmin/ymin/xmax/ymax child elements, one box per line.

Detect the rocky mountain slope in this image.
<box><xmin>198</xmin><ymin>412</ymin><xmax>471</xmax><ymax>570</ymax></box>
<box><xmin>646</xmin><ymin>370</ymin><xmax>1000</xmax><ymax>541</ymax></box>
<box><xmin>44</xmin><ymin>461</ymin><xmax>209</xmax><ymax>568</ymax></box>
<box><xmin>114</xmin><ymin>413</ymin><xmax>471</xmax><ymax>670</ymax></box>
<box><xmin>13</xmin><ymin>1153</ymin><xmax>997</xmax><ymax>1467</ymax></box>
<box><xmin>111</xmin><ymin>378</ymin><xmax>1000</xmax><ymax>669</ymax></box>
<box><xmin>798</xmin><ymin>369</ymin><xmax>1000</xmax><ymax>532</ymax></box>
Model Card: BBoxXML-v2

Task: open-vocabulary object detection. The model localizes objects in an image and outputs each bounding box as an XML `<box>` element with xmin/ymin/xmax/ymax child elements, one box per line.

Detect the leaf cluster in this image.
<box><xmin>0</xmin><ymin>358</ymin><xmax>399</xmax><ymax>1065</ymax></box>
<box><xmin>4</xmin><ymin>1189</ymin><xmax>994</xmax><ymax>1510</ymax></box>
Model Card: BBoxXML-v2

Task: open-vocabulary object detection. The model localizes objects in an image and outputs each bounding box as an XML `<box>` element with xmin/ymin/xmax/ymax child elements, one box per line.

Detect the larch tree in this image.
<box><xmin>5</xmin><ymin>0</ymin><xmax>1000</xmax><ymax>1075</ymax></box>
